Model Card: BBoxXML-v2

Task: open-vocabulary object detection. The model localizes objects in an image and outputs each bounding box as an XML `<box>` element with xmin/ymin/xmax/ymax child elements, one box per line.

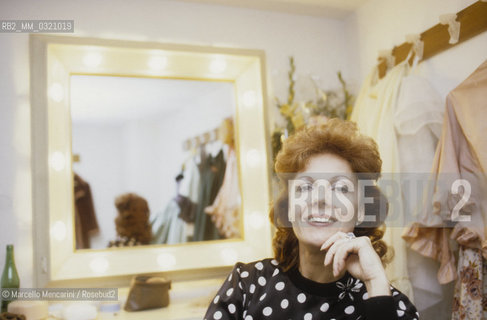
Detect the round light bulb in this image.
<box><xmin>83</xmin><ymin>52</ymin><xmax>103</xmax><ymax>68</ymax></box>
<box><xmin>148</xmin><ymin>56</ymin><xmax>167</xmax><ymax>70</ymax></box>
<box><xmin>50</xmin><ymin>151</ymin><xmax>66</xmax><ymax>171</ymax></box>
<box><xmin>49</xmin><ymin>83</ymin><xmax>64</xmax><ymax>102</ymax></box>
<box><xmin>210</xmin><ymin>58</ymin><xmax>227</xmax><ymax>74</ymax></box>
<box><xmin>249</xmin><ymin>211</ymin><xmax>265</xmax><ymax>229</ymax></box>
<box><xmin>242</xmin><ymin>91</ymin><xmax>257</xmax><ymax>108</ymax></box>
<box><xmin>157</xmin><ymin>253</ymin><xmax>176</xmax><ymax>269</ymax></box>
<box><xmin>51</xmin><ymin>221</ymin><xmax>67</xmax><ymax>241</ymax></box>
<box><xmin>90</xmin><ymin>257</ymin><xmax>109</xmax><ymax>274</ymax></box>
<box><xmin>220</xmin><ymin>248</ymin><xmax>238</xmax><ymax>265</ymax></box>
<box><xmin>246</xmin><ymin>149</ymin><xmax>261</xmax><ymax>168</ymax></box>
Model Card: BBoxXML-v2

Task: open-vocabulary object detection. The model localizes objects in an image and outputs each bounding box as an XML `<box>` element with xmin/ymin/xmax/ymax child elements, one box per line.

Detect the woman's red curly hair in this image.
<box><xmin>270</xmin><ymin>118</ymin><xmax>392</xmax><ymax>272</ymax></box>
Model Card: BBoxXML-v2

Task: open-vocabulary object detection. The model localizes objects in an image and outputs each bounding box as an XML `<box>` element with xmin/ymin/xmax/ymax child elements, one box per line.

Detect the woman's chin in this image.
<box><xmin>299</xmin><ymin>232</ymin><xmax>334</xmax><ymax>249</ymax></box>
<box><xmin>296</xmin><ymin>225</ymin><xmax>351</xmax><ymax>249</ymax></box>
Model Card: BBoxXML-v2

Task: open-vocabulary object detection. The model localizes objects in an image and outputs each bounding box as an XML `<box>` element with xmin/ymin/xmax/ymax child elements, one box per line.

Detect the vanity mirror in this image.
<box><xmin>30</xmin><ymin>35</ymin><xmax>273</xmax><ymax>287</ymax></box>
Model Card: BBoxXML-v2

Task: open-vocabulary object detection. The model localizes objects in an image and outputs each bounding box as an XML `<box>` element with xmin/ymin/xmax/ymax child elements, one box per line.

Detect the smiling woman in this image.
<box><xmin>205</xmin><ymin>119</ymin><xmax>419</xmax><ymax>320</ymax></box>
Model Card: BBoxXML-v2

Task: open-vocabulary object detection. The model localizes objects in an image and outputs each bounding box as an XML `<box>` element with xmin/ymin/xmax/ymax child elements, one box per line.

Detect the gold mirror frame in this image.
<box><xmin>30</xmin><ymin>35</ymin><xmax>273</xmax><ymax>287</ymax></box>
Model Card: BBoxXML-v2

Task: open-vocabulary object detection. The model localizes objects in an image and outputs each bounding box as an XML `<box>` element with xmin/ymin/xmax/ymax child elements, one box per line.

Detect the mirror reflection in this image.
<box><xmin>71</xmin><ymin>75</ymin><xmax>241</xmax><ymax>249</ymax></box>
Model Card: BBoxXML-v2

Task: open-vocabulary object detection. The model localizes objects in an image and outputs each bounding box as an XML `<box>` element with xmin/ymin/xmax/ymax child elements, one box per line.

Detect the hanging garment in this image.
<box><xmin>451</xmin><ymin>247</ymin><xmax>486</xmax><ymax>319</ymax></box>
<box><xmin>150</xmin><ymin>158</ymin><xmax>201</xmax><ymax>244</ymax></box>
<box><xmin>403</xmin><ymin>60</ymin><xmax>487</xmax><ymax>287</ymax></box>
<box><xmin>150</xmin><ymin>199</ymin><xmax>186</xmax><ymax>244</ymax></box>
<box><xmin>394</xmin><ymin>71</ymin><xmax>451</xmax><ymax>318</ymax></box>
<box><xmin>205</xmin><ymin>147</ymin><xmax>241</xmax><ymax>238</ymax></box>
<box><xmin>394</xmin><ymin>73</ymin><xmax>444</xmax><ymax>173</ymax></box>
<box><xmin>350</xmin><ymin>61</ymin><xmax>414</xmax><ymax>299</ymax></box>
<box><xmin>178</xmin><ymin>157</ymin><xmax>201</xmax><ymax>223</ymax></box>
<box><xmin>193</xmin><ymin>148</ymin><xmax>226</xmax><ymax>241</ymax></box>
<box><xmin>74</xmin><ymin>173</ymin><xmax>99</xmax><ymax>249</ymax></box>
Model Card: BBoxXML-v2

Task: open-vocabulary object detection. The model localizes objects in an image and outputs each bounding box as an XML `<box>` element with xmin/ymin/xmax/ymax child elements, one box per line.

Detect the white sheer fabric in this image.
<box><xmin>395</xmin><ymin>70</ymin><xmax>452</xmax><ymax>319</ymax></box>
<box><xmin>350</xmin><ymin>61</ymin><xmax>414</xmax><ymax>300</ymax></box>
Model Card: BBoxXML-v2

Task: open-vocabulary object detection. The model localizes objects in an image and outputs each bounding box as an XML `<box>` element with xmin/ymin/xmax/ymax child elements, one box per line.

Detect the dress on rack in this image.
<box><xmin>402</xmin><ymin>60</ymin><xmax>487</xmax><ymax>319</ymax></box>
<box><xmin>193</xmin><ymin>148</ymin><xmax>226</xmax><ymax>241</ymax></box>
<box><xmin>205</xmin><ymin>147</ymin><xmax>241</xmax><ymax>238</ymax></box>
<box><xmin>74</xmin><ymin>173</ymin><xmax>99</xmax><ymax>249</ymax></box>
<box><xmin>150</xmin><ymin>158</ymin><xmax>201</xmax><ymax>244</ymax></box>
<box><xmin>350</xmin><ymin>61</ymin><xmax>414</xmax><ymax>299</ymax></box>
<box><xmin>395</xmin><ymin>72</ymin><xmax>448</xmax><ymax>318</ymax></box>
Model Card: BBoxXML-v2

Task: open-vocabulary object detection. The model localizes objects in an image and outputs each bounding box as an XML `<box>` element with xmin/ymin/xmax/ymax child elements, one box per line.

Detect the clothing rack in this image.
<box><xmin>377</xmin><ymin>0</ymin><xmax>487</xmax><ymax>78</ymax></box>
<box><xmin>182</xmin><ymin>127</ymin><xmax>220</xmax><ymax>151</ymax></box>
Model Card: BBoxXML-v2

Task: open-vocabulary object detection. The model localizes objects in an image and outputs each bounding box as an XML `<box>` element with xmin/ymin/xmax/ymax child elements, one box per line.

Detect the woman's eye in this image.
<box><xmin>332</xmin><ymin>184</ymin><xmax>349</xmax><ymax>193</ymax></box>
<box><xmin>297</xmin><ymin>184</ymin><xmax>313</xmax><ymax>193</ymax></box>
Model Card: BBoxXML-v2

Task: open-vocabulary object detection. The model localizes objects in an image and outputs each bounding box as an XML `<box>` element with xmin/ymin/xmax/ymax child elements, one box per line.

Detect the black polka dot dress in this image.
<box><xmin>204</xmin><ymin>259</ymin><xmax>419</xmax><ymax>320</ymax></box>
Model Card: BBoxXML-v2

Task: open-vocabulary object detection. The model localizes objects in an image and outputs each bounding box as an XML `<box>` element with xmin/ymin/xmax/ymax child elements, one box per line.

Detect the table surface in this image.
<box><xmin>47</xmin><ymin>277</ymin><xmax>224</xmax><ymax>320</ymax></box>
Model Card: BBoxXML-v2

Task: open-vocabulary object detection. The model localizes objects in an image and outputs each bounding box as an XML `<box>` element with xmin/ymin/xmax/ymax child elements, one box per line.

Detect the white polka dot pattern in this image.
<box><xmin>249</xmin><ymin>284</ymin><xmax>256</xmax><ymax>293</ymax></box>
<box><xmin>275</xmin><ymin>282</ymin><xmax>285</xmax><ymax>291</ymax></box>
<box><xmin>281</xmin><ymin>299</ymin><xmax>289</xmax><ymax>309</ymax></box>
<box><xmin>344</xmin><ymin>306</ymin><xmax>354</xmax><ymax>314</ymax></box>
<box><xmin>263</xmin><ymin>307</ymin><xmax>272</xmax><ymax>316</ymax></box>
<box><xmin>204</xmin><ymin>259</ymin><xmax>417</xmax><ymax>320</ymax></box>
<box><xmin>397</xmin><ymin>299</ymin><xmax>407</xmax><ymax>317</ymax></box>
<box><xmin>399</xmin><ymin>300</ymin><xmax>406</xmax><ymax>310</ymax></box>
<box><xmin>320</xmin><ymin>302</ymin><xmax>329</xmax><ymax>312</ymax></box>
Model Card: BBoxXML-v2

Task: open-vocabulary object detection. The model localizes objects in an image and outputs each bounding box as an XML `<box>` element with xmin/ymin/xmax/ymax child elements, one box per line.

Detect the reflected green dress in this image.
<box><xmin>193</xmin><ymin>148</ymin><xmax>226</xmax><ymax>241</ymax></box>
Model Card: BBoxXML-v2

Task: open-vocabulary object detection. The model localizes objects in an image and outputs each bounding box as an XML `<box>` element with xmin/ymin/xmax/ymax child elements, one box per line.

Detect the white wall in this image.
<box><xmin>0</xmin><ymin>0</ymin><xmax>350</xmax><ymax>286</ymax></box>
<box><xmin>72</xmin><ymin>124</ymin><xmax>123</xmax><ymax>249</ymax></box>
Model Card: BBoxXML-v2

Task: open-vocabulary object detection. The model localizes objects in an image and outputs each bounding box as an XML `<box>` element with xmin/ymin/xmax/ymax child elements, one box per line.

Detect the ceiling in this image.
<box><xmin>175</xmin><ymin>0</ymin><xmax>368</xmax><ymax>19</ymax></box>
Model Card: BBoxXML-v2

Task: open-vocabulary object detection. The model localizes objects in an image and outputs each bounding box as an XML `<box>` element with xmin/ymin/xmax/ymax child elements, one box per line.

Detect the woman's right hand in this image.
<box><xmin>320</xmin><ymin>231</ymin><xmax>391</xmax><ymax>297</ymax></box>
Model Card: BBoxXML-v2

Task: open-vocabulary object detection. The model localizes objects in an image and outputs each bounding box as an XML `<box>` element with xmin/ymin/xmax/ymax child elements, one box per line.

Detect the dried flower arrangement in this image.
<box><xmin>271</xmin><ymin>57</ymin><xmax>354</xmax><ymax>160</ymax></box>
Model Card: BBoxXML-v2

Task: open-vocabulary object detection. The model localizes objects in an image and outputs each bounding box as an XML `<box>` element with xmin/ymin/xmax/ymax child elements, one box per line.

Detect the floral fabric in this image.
<box><xmin>452</xmin><ymin>247</ymin><xmax>487</xmax><ymax>319</ymax></box>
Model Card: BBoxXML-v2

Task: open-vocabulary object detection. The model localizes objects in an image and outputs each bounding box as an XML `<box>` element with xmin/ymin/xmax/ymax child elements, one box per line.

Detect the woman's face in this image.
<box><xmin>290</xmin><ymin>153</ymin><xmax>358</xmax><ymax>249</ymax></box>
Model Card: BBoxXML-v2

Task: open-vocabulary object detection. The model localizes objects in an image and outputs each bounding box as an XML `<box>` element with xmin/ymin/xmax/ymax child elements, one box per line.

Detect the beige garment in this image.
<box><xmin>350</xmin><ymin>62</ymin><xmax>414</xmax><ymax>299</ymax></box>
<box><xmin>205</xmin><ymin>147</ymin><xmax>241</xmax><ymax>238</ymax></box>
<box><xmin>403</xmin><ymin>60</ymin><xmax>487</xmax><ymax>284</ymax></box>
